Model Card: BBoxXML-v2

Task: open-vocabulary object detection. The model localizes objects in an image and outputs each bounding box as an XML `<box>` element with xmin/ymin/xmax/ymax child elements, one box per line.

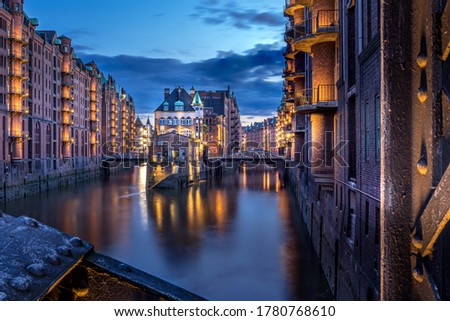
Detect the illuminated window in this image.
<box><xmin>186</xmin><ymin>118</ymin><xmax>192</xmax><ymax>126</ymax></box>
<box><xmin>158</xmin><ymin>118</ymin><xmax>165</xmax><ymax>125</ymax></box>
<box><xmin>180</xmin><ymin>118</ymin><xmax>186</xmax><ymax>125</ymax></box>
<box><xmin>173</xmin><ymin>117</ymin><xmax>178</xmax><ymax>125</ymax></box>
<box><xmin>167</xmin><ymin>117</ymin><xmax>173</xmax><ymax>126</ymax></box>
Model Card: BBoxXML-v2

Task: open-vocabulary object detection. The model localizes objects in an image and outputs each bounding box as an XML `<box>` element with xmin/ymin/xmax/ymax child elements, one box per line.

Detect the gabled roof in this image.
<box><xmin>135</xmin><ymin>116</ymin><xmax>144</xmax><ymax>128</ymax></box>
<box><xmin>155</xmin><ymin>87</ymin><xmax>195</xmax><ymax>112</ymax></box>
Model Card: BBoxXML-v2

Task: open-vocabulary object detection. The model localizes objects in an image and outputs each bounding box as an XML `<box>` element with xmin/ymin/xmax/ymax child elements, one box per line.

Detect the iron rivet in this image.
<box><xmin>24</xmin><ymin>218</ymin><xmax>39</xmax><ymax>228</ymax></box>
<box><xmin>26</xmin><ymin>263</ymin><xmax>47</xmax><ymax>277</ymax></box>
<box><xmin>56</xmin><ymin>246</ymin><xmax>72</xmax><ymax>257</ymax></box>
<box><xmin>11</xmin><ymin>277</ymin><xmax>31</xmax><ymax>291</ymax></box>
<box><xmin>69</xmin><ymin>237</ymin><xmax>83</xmax><ymax>247</ymax></box>
<box><xmin>44</xmin><ymin>253</ymin><xmax>61</xmax><ymax>266</ymax></box>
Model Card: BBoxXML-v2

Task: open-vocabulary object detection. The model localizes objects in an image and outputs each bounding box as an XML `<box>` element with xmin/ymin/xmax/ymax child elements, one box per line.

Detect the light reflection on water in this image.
<box><xmin>5</xmin><ymin>165</ymin><xmax>332</xmax><ymax>301</ymax></box>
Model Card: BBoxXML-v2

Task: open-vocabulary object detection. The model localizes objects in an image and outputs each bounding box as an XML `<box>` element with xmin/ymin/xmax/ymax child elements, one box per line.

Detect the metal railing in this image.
<box><xmin>294</xmin><ymin>10</ymin><xmax>339</xmax><ymax>41</ymax></box>
<box><xmin>283</xmin><ymin>45</ymin><xmax>294</xmax><ymax>57</ymax></box>
<box><xmin>295</xmin><ymin>85</ymin><xmax>337</xmax><ymax>107</ymax></box>
<box><xmin>9</xmin><ymin>129</ymin><xmax>25</xmax><ymax>137</ymax></box>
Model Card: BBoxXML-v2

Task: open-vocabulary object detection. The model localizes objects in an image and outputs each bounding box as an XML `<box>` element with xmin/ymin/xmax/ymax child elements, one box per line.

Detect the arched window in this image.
<box><xmin>158</xmin><ymin>118</ymin><xmax>165</xmax><ymax>125</ymax></box>
<box><xmin>180</xmin><ymin>117</ymin><xmax>186</xmax><ymax>125</ymax></box>
<box><xmin>46</xmin><ymin>125</ymin><xmax>51</xmax><ymax>158</ymax></box>
<box><xmin>167</xmin><ymin>117</ymin><xmax>173</xmax><ymax>126</ymax></box>
<box><xmin>186</xmin><ymin>117</ymin><xmax>192</xmax><ymax>126</ymax></box>
<box><xmin>75</xmin><ymin>130</ymin><xmax>79</xmax><ymax>157</ymax></box>
<box><xmin>81</xmin><ymin>131</ymin><xmax>85</xmax><ymax>157</ymax></box>
<box><xmin>34</xmin><ymin>122</ymin><xmax>41</xmax><ymax>158</ymax></box>
<box><xmin>173</xmin><ymin>117</ymin><xmax>179</xmax><ymax>125</ymax></box>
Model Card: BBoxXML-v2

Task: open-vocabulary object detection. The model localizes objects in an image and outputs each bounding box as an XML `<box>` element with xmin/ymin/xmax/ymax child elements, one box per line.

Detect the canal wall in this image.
<box><xmin>0</xmin><ymin>160</ymin><xmax>134</xmax><ymax>203</ymax></box>
<box><xmin>284</xmin><ymin>164</ymin><xmax>338</xmax><ymax>298</ymax></box>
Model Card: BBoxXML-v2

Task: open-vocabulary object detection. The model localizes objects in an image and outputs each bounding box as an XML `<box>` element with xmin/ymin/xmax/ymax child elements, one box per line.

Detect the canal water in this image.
<box><xmin>4</xmin><ymin>165</ymin><xmax>332</xmax><ymax>301</ymax></box>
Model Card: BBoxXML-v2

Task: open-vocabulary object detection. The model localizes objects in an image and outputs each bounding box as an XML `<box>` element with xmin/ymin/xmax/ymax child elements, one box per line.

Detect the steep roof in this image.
<box><xmin>135</xmin><ymin>116</ymin><xmax>144</xmax><ymax>128</ymax></box>
<box><xmin>191</xmin><ymin>91</ymin><xmax>204</xmax><ymax>107</ymax></box>
<box><xmin>155</xmin><ymin>87</ymin><xmax>195</xmax><ymax>112</ymax></box>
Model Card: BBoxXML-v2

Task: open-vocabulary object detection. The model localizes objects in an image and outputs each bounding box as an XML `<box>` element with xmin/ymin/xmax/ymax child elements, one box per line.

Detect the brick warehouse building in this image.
<box><xmin>281</xmin><ymin>0</ymin><xmax>450</xmax><ymax>300</ymax></box>
<box><xmin>0</xmin><ymin>0</ymin><xmax>137</xmax><ymax>200</ymax></box>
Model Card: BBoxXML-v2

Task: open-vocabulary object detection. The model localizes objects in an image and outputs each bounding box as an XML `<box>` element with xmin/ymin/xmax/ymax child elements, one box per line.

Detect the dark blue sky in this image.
<box><xmin>24</xmin><ymin>0</ymin><xmax>285</xmax><ymax>124</ymax></box>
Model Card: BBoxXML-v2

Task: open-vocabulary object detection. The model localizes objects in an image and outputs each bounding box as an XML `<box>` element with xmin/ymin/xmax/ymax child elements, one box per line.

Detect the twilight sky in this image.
<box><xmin>24</xmin><ymin>0</ymin><xmax>285</xmax><ymax>124</ymax></box>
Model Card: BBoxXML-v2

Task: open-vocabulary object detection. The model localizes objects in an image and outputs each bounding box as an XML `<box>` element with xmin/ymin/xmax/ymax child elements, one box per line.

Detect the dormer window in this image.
<box><xmin>174</xmin><ymin>100</ymin><xmax>184</xmax><ymax>111</ymax></box>
<box><xmin>163</xmin><ymin>101</ymin><xmax>169</xmax><ymax>111</ymax></box>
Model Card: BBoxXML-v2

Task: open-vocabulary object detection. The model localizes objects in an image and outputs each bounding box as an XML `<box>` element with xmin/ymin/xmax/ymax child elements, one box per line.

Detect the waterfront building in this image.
<box><xmin>264</xmin><ymin>117</ymin><xmax>277</xmax><ymax>154</ymax></box>
<box><xmin>203</xmin><ymin>106</ymin><xmax>226</xmax><ymax>157</ymax></box>
<box><xmin>243</xmin><ymin>122</ymin><xmax>264</xmax><ymax>151</ymax></box>
<box><xmin>243</xmin><ymin>117</ymin><xmax>277</xmax><ymax>154</ymax></box>
<box><xmin>281</xmin><ymin>0</ymin><xmax>379</xmax><ymax>301</ymax></box>
<box><xmin>134</xmin><ymin>116</ymin><xmax>152</xmax><ymax>158</ymax></box>
<box><xmin>198</xmin><ymin>87</ymin><xmax>241</xmax><ymax>155</ymax></box>
<box><xmin>154</xmin><ymin>86</ymin><xmax>242</xmax><ymax>158</ymax></box>
<box><xmin>281</xmin><ymin>0</ymin><xmax>450</xmax><ymax>300</ymax></box>
<box><xmin>154</xmin><ymin>87</ymin><xmax>202</xmax><ymax>139</ymax></box>
<box><xmin>0</xmin><ymin>0</ymin><xmax>138</xmax><ymax>199</ymax></box>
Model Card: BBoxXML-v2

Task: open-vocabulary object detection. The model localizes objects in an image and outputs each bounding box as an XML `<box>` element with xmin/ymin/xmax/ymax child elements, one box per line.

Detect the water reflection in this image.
<box><xmin>4</xmin><ymin>165</ymin><xmax>331</xmax><ymax>300</ymax></box>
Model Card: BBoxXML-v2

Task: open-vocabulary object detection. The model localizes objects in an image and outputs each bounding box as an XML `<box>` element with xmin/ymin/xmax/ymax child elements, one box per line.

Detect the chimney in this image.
<box><xmin>164</xmin><ymin>88</ymin><xmax>170</xmax><ymax>100</ymax></box>
<box><xmin>190</xmin><ymin>86</ymin><xmax>195</xmax><ymax>98</ymax></box>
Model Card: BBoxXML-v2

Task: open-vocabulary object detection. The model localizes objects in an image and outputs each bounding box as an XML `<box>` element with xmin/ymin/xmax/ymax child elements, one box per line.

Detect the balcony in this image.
<box><xmin>8</xmin><ymin>35</ymin><xmax>28</xmax><ymax>45</ymax></box>
<box><xmin>9</xmin><ymin>129</ymin><xmax>25</xmax><ymax>138</ymax></box>
<box><xmin>8</xmin><ymin>53</ymin><xmax>28</xmax><ymax>63</ymax></box>
<box><xmin>61</xmin><ymin>79</ymin><xmax>74</xmax><ymax>88</ymax></box>
<box><xmin>8</xmin><ymin>88</ymin><xmax>27</xmax><ymax>97</ymax></box>
<box><xmin>8</xmin><ymin>70</ymin><xmax>27</xmax><ymax>80</ymax></box>
<box><xmin>285</xmin><ymin>92</ymin><xmax>295</xmax><ymax>102</ymax></box>
<box><xmin>62</xmin><ymin>69</ymin><xmax>74</xmax><ymax>76</ymax></box>
<box><xmin>283</xmin><ymin>68</ymin><xmax>305</xmax><ymax>81</ymax></box>
<box><xmin>62</xmin><ymin>117</ymin><xmax>71</xmax><ymax>125</ymax></box>
<box><xmin>90</xmin><ymin>122</ymin><xmax>99</xmax><ymax>132</ymax></box>
<box><xmin>284</xmin><ymin>0</ymin><xmax>313</xmax><ymax>16</ymax></box>
<box><xmin>284</xmin><ymin>21</ymin><xmax>294</xmax><ymax>42</ymax></box>
<box><xmin>8</xmin><ymin>104</ymin><xmax>28</xmax><ymax>114</ymax></box>
<box><xmin>294</xmin><ymin>10</ymin><xmax>339</xmax><ymax>52</ymax></box>
<box><xmin>62</xmin><ymin>137</ymin><xmax>72</xmax><ymax>144</ymax></box>
<box><xmin>283</xmin><ymin>45</ymin><xmax>295</xmax><ymax>59</ymax></box>
<box><xmin>295</xmin><ymin>85</ymin><xmax>337</xmax><ymax>113</ymax></box>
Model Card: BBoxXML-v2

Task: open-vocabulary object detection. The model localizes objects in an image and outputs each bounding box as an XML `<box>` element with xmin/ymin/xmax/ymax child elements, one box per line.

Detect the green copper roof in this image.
<box><xmin>191</xmin><ymin>91</ymin><xmax>204</xmax><ymax>107</ymax></box>
<box><xmin>30</xmin><ymin>18</ymin><xmax>39</xmax><ymax>26</ymax></box>
<box><xmin>175</xmin><ymin>100</ymin><xmax>184</xmax><ymax>106</ymax></box>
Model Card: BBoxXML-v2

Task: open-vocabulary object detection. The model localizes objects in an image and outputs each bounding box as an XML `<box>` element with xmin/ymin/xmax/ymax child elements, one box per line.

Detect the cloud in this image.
<box><xmin>73</xmin><ymin>44</ymin><xmax>95</xmax><ymax>52</ymax></box>
<box><xmin>62</xmin><ymin>28</ymin><xmax>96</xmax><ymax>37</ymax></box>
<box><xmin>191</xmin><ymin>2</ymin><xmax>284</xmax><ymax>30</ymax></box>
<box><xmin>78</xmin><ymin>44</ymin><xmax>284</xmax><ymax>119</ymax></box>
